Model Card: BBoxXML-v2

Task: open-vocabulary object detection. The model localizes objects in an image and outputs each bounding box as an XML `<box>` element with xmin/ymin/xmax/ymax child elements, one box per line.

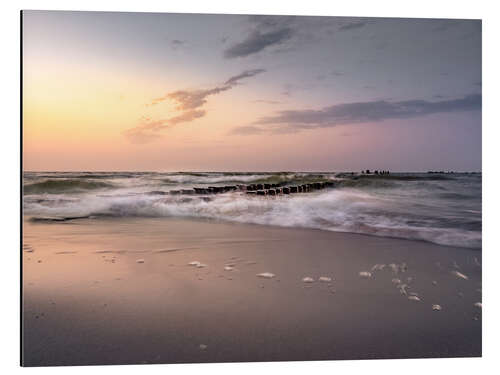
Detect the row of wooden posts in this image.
<box><xmin>167</xmin><ymin>181</ymin><xmax>335</xmax><ymax>196</ymax></box>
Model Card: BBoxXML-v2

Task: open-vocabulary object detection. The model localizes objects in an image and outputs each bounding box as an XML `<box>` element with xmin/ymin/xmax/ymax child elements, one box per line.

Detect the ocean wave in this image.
<box><xmin>23</xmin><ymin>187</ymin><xmax>481</xmax><ymax>249</ymax></box>
<box><xmin>23</xmin><ymin>179</ymin><xmax>114</xmax><ymax>194</ymax></box>
<box><xmin>155</xmin><ymin>173</ymin><xmax>333</xmax><ymax>186</ymax></box>
<box><xmin>22</xmin><ymin>172</ymin><xmax>472</xmax><ymax>190</ymax></box>
<box><xmin>22</xmin><ymin>172</ymin><xmax>481</xmax><ymax>249</ymax></box>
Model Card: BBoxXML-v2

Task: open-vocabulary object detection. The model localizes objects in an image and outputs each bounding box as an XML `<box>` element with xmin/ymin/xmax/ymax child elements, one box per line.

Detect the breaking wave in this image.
<box><xmin>22</xmin><ymin>172</ymin><xmax>482</xmax><ymax>249</ymax></box>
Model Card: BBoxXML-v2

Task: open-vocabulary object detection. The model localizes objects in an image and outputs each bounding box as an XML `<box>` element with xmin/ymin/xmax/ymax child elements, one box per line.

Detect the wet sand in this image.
<box><xmin>22</xmin><ymin>217</ymin><xmax>482</xmax><ymax>366</ymax></box>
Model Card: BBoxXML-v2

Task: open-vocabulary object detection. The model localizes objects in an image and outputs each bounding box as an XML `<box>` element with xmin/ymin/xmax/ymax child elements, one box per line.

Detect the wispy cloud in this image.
<box><xmin>168</xmin><ymin>109</ymin><xmax>206</xmax><ymax>125</ymax></box>
<box><xmin>224</xmin><ymin>28</ymin><xmax>294</xmax><ymax>59</ymax></box>
<box><xmin>165</xmin><ymin>87</ymin><xmax>232</xmax><ymax>110</ymax></box>
<box><xmin>222</xmin><ymin>15</ymin><xmax>339</xmax><ymax>59</ymax></box>
<box><xmin>150</xmin><ymin>69</ymin><xmax>266</xmax><ymax>110</ymax></box>
<box><xmin>231</xmin><ymin>94</ymin><xmax>481</xmax><ymax>135</ymax></box>
<box><xmin>224</xmin><ymin>69</ymin><xmax>266</xmax><ymax>85</ymax></box>
<box><xmin>125</xmin><ymin>69</ymin><xmax>266</xmax><ymax>143</ymax></box>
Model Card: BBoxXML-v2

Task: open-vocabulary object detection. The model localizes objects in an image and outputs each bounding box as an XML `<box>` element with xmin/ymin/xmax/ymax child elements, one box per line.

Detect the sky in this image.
<box><xmin>22</xmin><ymin>11</ymin><xmax>481</xmax><ymax>171</ymax></box>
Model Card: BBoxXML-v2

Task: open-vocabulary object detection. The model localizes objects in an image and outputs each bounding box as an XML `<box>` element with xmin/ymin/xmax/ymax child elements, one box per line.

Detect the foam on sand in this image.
<box><xmin>257</xmin><ymin>272</ymin><xmax>275</xmax><ymax>279</ymax></box>
<box><xmin>451</xmin><ymin>270</ymin><xmax>469</xmax><ymax>280</ymax></box>
<box><xmin>359</xmin><ymin>271</ymin><xmax>372</xmax><ymax>279</ymax></box>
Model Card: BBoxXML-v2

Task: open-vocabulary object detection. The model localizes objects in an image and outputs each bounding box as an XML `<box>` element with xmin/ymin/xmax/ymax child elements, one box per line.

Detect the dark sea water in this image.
<box><xmin>22</xmin><ymin>171</ymin><xmax>482</xmax><ymax>249</ymax></box>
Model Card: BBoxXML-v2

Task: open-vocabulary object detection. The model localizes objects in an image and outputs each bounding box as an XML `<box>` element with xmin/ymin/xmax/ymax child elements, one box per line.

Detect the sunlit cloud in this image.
<box><xmin>124</xmin><ymin>69</ymin><xmax>266</xmax><ymax>143</ymax></box>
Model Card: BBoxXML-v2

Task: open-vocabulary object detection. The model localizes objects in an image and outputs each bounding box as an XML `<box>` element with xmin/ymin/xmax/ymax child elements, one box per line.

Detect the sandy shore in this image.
<box><xmin>22</xmin><ymin>217</ymin><xmax>482</xmax><ymax>366</ymax></box>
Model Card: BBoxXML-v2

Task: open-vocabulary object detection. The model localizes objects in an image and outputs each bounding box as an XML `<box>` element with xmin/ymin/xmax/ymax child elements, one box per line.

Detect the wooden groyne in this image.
<box><xmin>167</xmin><ymin>181</ymin><xmax>335</xmax><ymax>197</ymax></box>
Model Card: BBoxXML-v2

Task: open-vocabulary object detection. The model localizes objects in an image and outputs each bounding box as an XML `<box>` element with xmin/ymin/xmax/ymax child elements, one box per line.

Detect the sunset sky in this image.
<box><xmin>22</xmin><ymin>11</ymin><xmax>481</xmax><ymax>171</ymax></box>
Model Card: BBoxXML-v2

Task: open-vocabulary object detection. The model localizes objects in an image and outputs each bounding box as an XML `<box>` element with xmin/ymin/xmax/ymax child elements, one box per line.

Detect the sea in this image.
<box><xmin>22</xmin><ymin>171</ymin><xmax>482</xmax><ymax>249</ymax></box>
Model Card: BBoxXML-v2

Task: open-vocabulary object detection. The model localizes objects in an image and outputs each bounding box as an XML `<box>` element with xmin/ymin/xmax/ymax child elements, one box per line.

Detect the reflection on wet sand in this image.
<box><xmin>23</xmin><ymin>217</ymin><xmax>481</xmax><ymax>366</ymax></box>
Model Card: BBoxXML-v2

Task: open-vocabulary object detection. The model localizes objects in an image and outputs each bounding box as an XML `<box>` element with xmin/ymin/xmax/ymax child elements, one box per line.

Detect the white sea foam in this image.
<box><xmin>257</xmin><ymin>272</ymin><xmax>275</xmax><ymax>279</ymax></box>
<box><xmin>23</xmin><ymin>172</ymin><xmax>482</xmax><ymax>249</ymax></box>
<box><xmin>451</xmin><ymin>270</ymin><xmax>469</xmax><ymax>280</ymax></box>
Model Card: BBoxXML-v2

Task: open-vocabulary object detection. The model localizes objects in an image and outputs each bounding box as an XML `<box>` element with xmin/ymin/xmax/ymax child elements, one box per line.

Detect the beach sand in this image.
<box><xmin>22</xmin><ymin>217</ymin><xmax>482</xmax><ymax>366</ymax></box>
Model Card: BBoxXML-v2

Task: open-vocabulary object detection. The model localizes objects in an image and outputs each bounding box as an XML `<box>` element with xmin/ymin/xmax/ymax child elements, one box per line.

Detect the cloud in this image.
<box><xmin>223</xmin><ymin>28</ymin><xmax>294</xmax><ymax>59</ymax></box>
<box><xmin>232</xmin><ymin>94</ymin><xmax>481</xmax><ymax>135</ymax></box>
<box><xmin>168</xmin><ymin>109</ymin><xmax>206</xmax><ymax>125</ymax></box>
<box><xmin>224</xmin><ymin>69</ymin><xmax>266</xmax><ymax>85</ymax></box>
<box><xmin>124</xmin><ymin>69</ymin><xmax>266</xmax><ymax>143</ymax></box>
<box><xmin>224</xmin><ymin>15</ymin><xmax>360</xmax><ymax>59</ymax></box>
<box><xmin>167</xmin><ymin>87</ymin><xmax>232</xmax><ymax>111</ymax></box>
<box><xmin>338</xmin><ymin>21</ymin><xmax>367</xmax><ymax>31</ymax></box>
<box><xmin>153</xmin><ymin>69</ymin><xmax>266</xmax><ymax>110</ymax></box>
